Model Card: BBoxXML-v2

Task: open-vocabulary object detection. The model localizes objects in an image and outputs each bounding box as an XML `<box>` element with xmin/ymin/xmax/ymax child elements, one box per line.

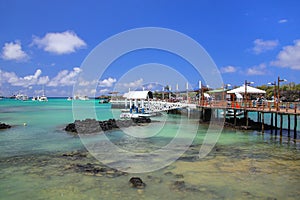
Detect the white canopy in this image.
<box><xmin>227</xmin><ymin>85</ymin><xmax>266</xmax><ymax>94</ymax></box>
<box><xmin>123</xmin><ymin>91</ymin><xmax>153</xmax><ymax>99</ymax></box>
<box><xmin>235</xmin><ymin>93</ymin><xmax>243</xmax><ymax>99</ymax></box>
<box><xmin>203</xmin><ymin>93</ymin><xmax>210</xmax><ymax>98</ymax></box>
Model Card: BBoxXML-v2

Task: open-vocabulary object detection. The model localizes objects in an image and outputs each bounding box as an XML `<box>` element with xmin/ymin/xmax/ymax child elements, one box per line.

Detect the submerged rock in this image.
<box><xmin>71</xmin><ymin>163</ymin><xmax>127</xmax><ymax>177</ymax></box>
<box><xmin>129</xmin><ymin>177</ymin><xmax>146</xmax><ymax>189</ymax></box>
<box><xmin>170</xmin><ymin>180</ymin><xmax>186</xmax><ymax>191</ymax></box>
<box><xmin>0</xmin><ymin>122</ymin><xmax>11</xmax><ymax>129</ymax></box>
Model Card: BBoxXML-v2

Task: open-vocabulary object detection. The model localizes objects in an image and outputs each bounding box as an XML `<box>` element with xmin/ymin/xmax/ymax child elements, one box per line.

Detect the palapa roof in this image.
<box><xmin>227</xmin><ymin>85</ymin><xmax>266</xmax><ymax>94</ymax></box>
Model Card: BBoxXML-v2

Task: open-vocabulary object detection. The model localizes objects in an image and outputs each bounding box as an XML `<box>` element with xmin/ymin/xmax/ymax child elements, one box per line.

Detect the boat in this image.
<box><xmin>32</xmin><ymin>95</ymin><xmax>48</xmax><ymax>101</ymax></box>
<box><xmin>120</xmin><ymin>112</ymin><xmax>153</xmax><ymax>119</ymax></box>
<box><xmin>38</xmin><ymin>95</ymin><xmax>48</xmax><ymax>101</ymax></box>
<box><xmin>67</xmin><ymin>97</ymin><xmax>72</xmax><ymax>101</ymax></box>
<box><xmin>15</xmin><ymin>94</ymin><xmax>29</xmax><ymax>101</ymax></box>
<box><xmin>32</xmin><ymin>86</ymin><xmax>48</xmax><ymax>102</ymax></box>
<box><xmin>74</xmin><ymin>95</ymin><xmax>89</xmax><ymax>100</ymax></box>
<box><xmin>99</xmin><ymin>98</ymin><xmax>110</xmax><ymax>104</ymax></box>
<box><xmin>220</xmin><ymin>109</ymin><xmax>244</xmax><ymax>117</ymax></box>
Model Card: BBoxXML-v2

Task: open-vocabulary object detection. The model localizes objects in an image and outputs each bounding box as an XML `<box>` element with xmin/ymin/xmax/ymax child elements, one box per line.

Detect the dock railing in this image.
<box><xmin>198</xmin><ymin>100</ymin><xmax>300</xmax><ymax>114</ymax></box>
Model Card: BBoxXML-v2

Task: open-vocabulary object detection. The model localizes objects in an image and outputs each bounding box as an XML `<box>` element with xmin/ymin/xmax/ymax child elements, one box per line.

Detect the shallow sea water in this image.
<box><xmin>0</xmin><ymin>99</ymin><xmax>299</xmax><ymax>199</ymax></box>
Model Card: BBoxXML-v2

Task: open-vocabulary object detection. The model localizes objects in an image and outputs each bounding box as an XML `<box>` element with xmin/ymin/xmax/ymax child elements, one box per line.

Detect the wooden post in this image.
<box><xmin>233</xmin><ymin>109</ymin><xmax>236</xmax><ymax>127</ymax></box>
<box><xmin>275</xmin><ymin>113</ymin><xmax>278</xmax><ymax>132</ymax></box>
<box><xmin>246</xmin><ymin>111</ymin><xmax>249</xmax><ymax>128</ymax></box>
<box><xmin>262</xmin><ymin>112</ymin><xmax>264</xmax><ymax>133</ymax></box>
<box><xmin>288</xmin><ymin>114</ymin><xmax>290</xmax><ymax>137</ymax></box>
<box><xmin>280</xmin><ymin>114</ymin><xmax>283</xmax><ymax>137</ymax></box>
<box><xmin>294</xmin><ymin>115</ymin><xmax>297</xmax><ymax>140</ymax></box>
<box><xmin>271</xmin><ymin>113</ymin><xmax>273</xmax><ymax>134</ymax></box>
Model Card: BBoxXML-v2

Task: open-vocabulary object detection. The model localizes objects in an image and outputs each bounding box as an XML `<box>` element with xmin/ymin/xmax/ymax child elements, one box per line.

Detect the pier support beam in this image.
<box><xmin>245</xmin><ymin>111</ymin><xmax>249</xmax><ymax>127</ymax></box>
<box><xmin>275</xmin><ymin>113</ymin><xmax>278</xmax><ymax>134</ymax></box>
<box><xmin>294</xmin><ymin>115</ymin><xmax>297</xmax><ymax>140</ymax></box>
<box><xmin>288</xmin><ymin>114</ymin><xmax>290</xmax><ymax>137</ymax></box>
<box><xmin>271</xmin><ymin>113</ymin><xmax>273</xmax><ymax>134</ymax></box>
<box><xmin>280</xmin><ymin>114</ymin><xmax>283</xmax><ymax>137</ymax></box>
<box><xmin>234</xmin><ymin>109</ymin><xmax>237</xmax><ymax>127</ymax></box>
<box><xmin>261</xmin><ymin>112</ymin><xmax>264</xmax><ymax>133</ymax></box>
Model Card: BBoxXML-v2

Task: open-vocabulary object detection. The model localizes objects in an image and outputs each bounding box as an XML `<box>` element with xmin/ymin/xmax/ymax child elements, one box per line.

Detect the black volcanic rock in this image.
<box><xmin>129</xmin><ymin>177</ymin><xmax>146</xmax><ymax>189</ymax></box>
<box><xmin>0</xmin><ymin>122</ymin><xmax>11</xmax><ymax>130</ymax></box>
<box><xmin>64</xmin><ymin>118</ymin><xmax>151</xmax><ymax>134</ymax></box>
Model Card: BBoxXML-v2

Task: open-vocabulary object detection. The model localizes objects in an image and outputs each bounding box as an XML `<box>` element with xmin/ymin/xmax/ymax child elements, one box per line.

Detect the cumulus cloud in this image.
<box><xmin>1</xmin><ymin>41</ymin><xmax>28</xmax><ymax>61</ymax></box>
<box><xmin>47</xmin><ymin>67</ymin><xmax>82</xmax><ymax>86</ymax></box>
<box><xmin>37</xmin><ymin>76</ymin><xmax>50</xmax><ymax>85</ymax></box>
<box><xmin>99</xmin><ymin>89</ymin><xmax>109</xmax><ymax>94</ymax></box>
<box><xmin>252</xmin><ymin>39</ymin><xmax>279</xmax><ymax>54</ymax></box>
<box><xmin>271</xmin><ymin>40</ymin><xmax>300</xmax><ymax>70</ymax></box>
<box><xmin>246</xmin><ymin>63</ymin><xmax>267</xmax><ymax>75</ymax></box>
<box><xmin>220</xmin><ymin>66</ymin><xmax>237</xmax><ymax>73</ymax></box>
<box><xmin>278</xmin><ymin>19</ymin><xmax>288</xmax><ymax>24</ymax></box>
<box><xmin>122</xmin><ymin>78</ymin><xmax>144</xmax><ymax>88</ymax></box>
<box><xmin>99</xmin><ymin>77</ymin><xmax>117</xmax><ymax>87</ymax></box>
<box><xmin>0</xmin><ymin>69</ymin><xmax>49</xmax><ymax>87</ymax></box>
<box><xmin>32</xmin><ymin>31</ymin><xmax>86</xmax><ymax>55</ymax></box>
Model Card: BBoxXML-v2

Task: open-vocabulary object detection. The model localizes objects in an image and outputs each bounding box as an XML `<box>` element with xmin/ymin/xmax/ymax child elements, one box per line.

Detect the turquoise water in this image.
<box><xmin>0</xmin><ymin>99</ymin><xmax>299</xmax><ymax>199</ymax></box>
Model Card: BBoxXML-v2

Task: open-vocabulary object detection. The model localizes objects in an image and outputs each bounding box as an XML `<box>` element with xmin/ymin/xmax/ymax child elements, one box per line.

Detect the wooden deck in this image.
<box><xmin>197</xmin><ymin>100</ymin><xmax>300</xmax><ymax>115</ymax></box>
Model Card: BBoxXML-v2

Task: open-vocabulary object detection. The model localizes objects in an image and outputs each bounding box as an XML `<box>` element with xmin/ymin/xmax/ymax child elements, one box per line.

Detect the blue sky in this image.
<box><xmin>0</xmin><ymin>0</ymin><xmax>299</xmax><ymax>96</ymax></box>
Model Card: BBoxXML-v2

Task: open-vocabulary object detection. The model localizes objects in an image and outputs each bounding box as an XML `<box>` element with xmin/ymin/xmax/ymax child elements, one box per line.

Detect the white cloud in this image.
<box><xmin>271</xmin><ymin>40</ymin><xmax>300</xmax><ymax>70</ymax></box>
<box><xmin>252</xmin><ymin>39</ymin><xmax>279</xmax><ymax>54</ymax></box>
<box><xmin>90</xmin><ymin>89</ymin><xmax>97</xmax><ymax>95</ymax></box>
<box><xmin>1</xmin><ymin>41</ymin><xmax>28</xmax><ymax>61</ymax></box>
<box><xmin>246</xmin><ymin>63</ymin><xmax>267</xmax><ymax>75</ymax></box>
<box><xmin>278</xmin><ymin>19</ymin><xmax>288</xmax><ymax>24</ymax></box>
<box><xmin>32</xmin><ymin>31</ymin><xmax>86</xmax><ymax>55</ymax></box>
<box><xmin>220</xmin><ymin>66</ymin><xmax>237</xmax><ymax>73</ymax></box>
<box><xmin>37</xmin><ymin>76</ymin><xmax>50</xmax><ymax>85</ymax></box>
<box><xmin>99</xmin><ymin>77</ymin><xmax>117</xmax><ymax>87</ymax></box>
<box><xmin>47</xmin><ymin>67</ymin><xmax>82</xmax><ymax>86</ymax></box>
<box><xmin>0</xmin><ymin>69</ymin><xmax>48</xmax><ymax>87</ymax></box>
<box><xmin>99</xmin><ymin>89</ymin><xmax>109</xmax><ymax>94</ymax></box>
<box><xmin>122</xmin><ymin>78</ymin><xmax>144</xmax><ymax>89</ymax></box>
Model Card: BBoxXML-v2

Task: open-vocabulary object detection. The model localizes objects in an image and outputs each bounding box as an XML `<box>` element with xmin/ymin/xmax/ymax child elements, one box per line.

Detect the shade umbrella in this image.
<box><xmin>227</xmin><ymin>85</ymin><xmax>266</xmax><ymax>94</ymax></box>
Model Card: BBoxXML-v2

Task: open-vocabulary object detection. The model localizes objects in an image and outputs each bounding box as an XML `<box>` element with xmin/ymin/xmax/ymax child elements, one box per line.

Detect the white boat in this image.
<box><xmin>32</xmin><ymin>95</ymin><xmax>48</xmax><ymax>101</ymax></box>
<box><xmin>120</xmin><ymin>112</ymin><xmax>153</xmax><ymax>119</ymax></box>
<box><xmin>15</xmin><ymin>94</ymin><xmax>29</xmax><ymax>101</ymax></box>
<box><xmin>67</xmin><ymin>97</ymin><xmax>72</xmax><ymax>101</ymax></box>
<box><xmin>79</xmin><ymin>96</ymin><xmax>89</xmax><ymax>100</ymax></box>
<box><xmin>38</xmin><ymin>95</ymin><xmax>48</xmax><ymax>101</ymax></box>
<box><xmin>74</xmin><ymin>95</ymin><xmax>89</xmax><ymax>100</ymax></box>
<box><xmin>32</xmin><ymin>86</ymin><xmax>48</xmax><ymax>102</ymax></box>
<box><xmin>220</xmin><ymin>109</ymin><xmax>244</xmax><ymax>117</ymax></box>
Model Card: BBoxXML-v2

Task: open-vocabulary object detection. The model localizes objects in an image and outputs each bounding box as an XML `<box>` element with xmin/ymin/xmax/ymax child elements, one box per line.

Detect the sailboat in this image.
<box><xmin>32</xmin><ymin>86</ymin><xmax>48</xmax><ymax>102</ymax></box>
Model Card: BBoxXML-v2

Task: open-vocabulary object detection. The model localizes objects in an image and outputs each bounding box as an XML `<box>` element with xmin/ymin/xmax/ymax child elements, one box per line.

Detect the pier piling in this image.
<box><xmin>288</xmin><ymin>114</ymin><xmax>291</xmax><ymax>137</ymax></box>
<box><xmin>294</xmin><ymin>115</ymin><xmax>297</xmax><ymax>140</ymax></box>
<box><xmin>280</xmin><ymin>114</ymin><xmax>283</xmax><ymax>137</ymax></box>
<box><xmin>261</xmin><ymin>112</ymin><xmax>264</xmax><ymax>133</ymax></box>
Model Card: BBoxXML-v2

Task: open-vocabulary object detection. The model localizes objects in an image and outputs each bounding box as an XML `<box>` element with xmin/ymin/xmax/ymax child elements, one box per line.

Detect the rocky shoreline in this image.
<box><xmin>64</xmin><ymin>118</ymin><xmax>151</xmax><ymax>134</ymax></box>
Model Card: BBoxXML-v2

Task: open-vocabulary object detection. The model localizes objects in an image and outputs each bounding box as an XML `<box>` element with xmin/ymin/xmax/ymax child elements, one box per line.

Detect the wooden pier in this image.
<box><xmin>197</xmin><ymin>100</ymin><xmax>299</xmax><ymax>139</ymax></box>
